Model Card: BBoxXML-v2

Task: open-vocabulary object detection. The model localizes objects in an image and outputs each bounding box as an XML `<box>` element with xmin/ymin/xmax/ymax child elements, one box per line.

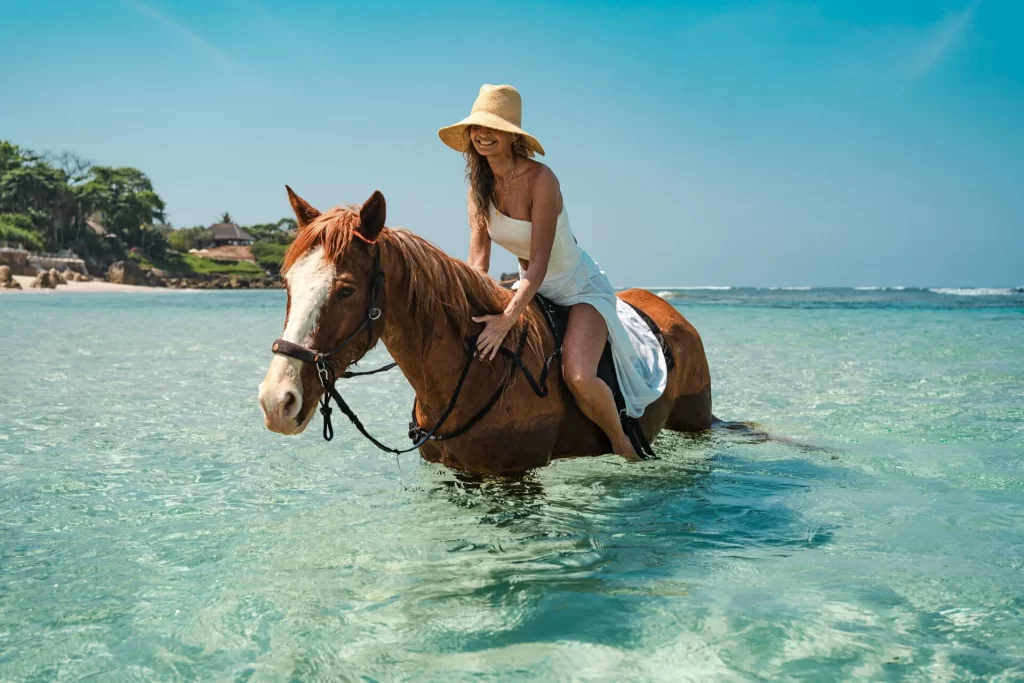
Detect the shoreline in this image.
<box><xmin>3</xmin><ymin>275</ymin><xmax>205</xmax><ymax>293</ymax></box>
<box><xmin>6</xmin><ymin>274</ymin><xmax>1020</xmax><ymax>296</ymax></box>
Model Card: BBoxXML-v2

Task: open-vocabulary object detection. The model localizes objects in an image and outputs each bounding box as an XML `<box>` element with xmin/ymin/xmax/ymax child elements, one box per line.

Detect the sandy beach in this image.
<box><xmin>3</xmin><ymin>274</ymin><xmax>172</xmax><ymax>293</ymax></box>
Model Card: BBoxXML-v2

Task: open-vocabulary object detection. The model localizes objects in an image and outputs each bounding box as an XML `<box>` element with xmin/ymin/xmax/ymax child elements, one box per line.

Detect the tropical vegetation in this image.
<box><xmin>0</xmin><ymin>139</ymin><xmax>295</xmax><ymax>276</ymax></box>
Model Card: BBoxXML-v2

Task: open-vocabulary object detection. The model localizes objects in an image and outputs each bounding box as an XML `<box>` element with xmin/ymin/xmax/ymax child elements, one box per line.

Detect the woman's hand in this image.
<box><xmin>471</xmin><ymin>313</ymin><xmax>515</xmax><ymax>361</ymax></box>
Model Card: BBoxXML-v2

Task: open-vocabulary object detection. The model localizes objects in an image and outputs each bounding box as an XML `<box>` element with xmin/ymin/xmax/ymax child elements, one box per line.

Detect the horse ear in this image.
<box><xmin>285</xmin><ymin>185</ymin><xmax>320</xmax><ymax>228</ymax></box>
<box><xmin>358</xmin><ymin>190</ymin><xmax>386</xmax><ymax>241</ymax></box>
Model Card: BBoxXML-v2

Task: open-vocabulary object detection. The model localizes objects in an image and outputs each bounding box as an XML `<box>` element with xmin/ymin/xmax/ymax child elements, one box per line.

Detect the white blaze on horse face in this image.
<box><xmin>281</xmin><ymin>246</ymin><xmax>336</xmax><ymax>346</ymax></box>
<box><xmin>259</xmin><ymin>247</ymin><xmax>335</xmax><ymax>432</ymax></box>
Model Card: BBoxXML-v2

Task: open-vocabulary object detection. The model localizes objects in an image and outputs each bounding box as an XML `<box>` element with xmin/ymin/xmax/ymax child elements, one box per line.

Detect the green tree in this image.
<box><xmin>0</xmin><ymin>212</ymin><xmax>45</xmax><ymax>250</ymax></box>
<box><xmin>78</xmin><ymin>166</ymin><xmax>167</xmax><ymax>256</ymax></box>
<box><xmin>0</xmin><ymin>142</ymin><xmax>67</xmax><ymax>249</ymax></box>
<box><xmin>0</xmin><ymin>139</ymin><xmax>175</xmax><ymax>264</ymax></box>
<box><xmin>245</xmin><ymin>217</ymin><xmax>296</xmax><ymax>245</ymax></box>
<box><xmin>165</xmin><ymin>225</ymin><xmax>212</xmax><ymax>253</ymax></box>
<box><xmin>0</xmin><ymin>141</ymin><xmax>25</xmax><ymax>177</ymax></box>
<box><xmin>0</xmin><ymin>163</ymin><xmax>63</xmax><ymax>219</ymax></box>
<box><xmin>250</xmin><ymin>240</ymin><xmax>290</xmax><ymax>273</ymax></box>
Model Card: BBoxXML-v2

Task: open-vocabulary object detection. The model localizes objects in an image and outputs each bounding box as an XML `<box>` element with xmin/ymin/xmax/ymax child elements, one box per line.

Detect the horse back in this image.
<box><xmin>616</xmin><ymin>288</ymin><xmax>713</xmax><ymax>432</ymax></box>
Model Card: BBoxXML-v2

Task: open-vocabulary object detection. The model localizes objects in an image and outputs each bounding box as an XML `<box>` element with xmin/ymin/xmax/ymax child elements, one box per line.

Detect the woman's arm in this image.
<box><xmin>466</xmin><ymin>186</ymin><xmax>491</xmax><ymax>275</ymax></box>
<box><xmin>473</xmin><ymin>168</ymin><xmax>561</xmax><ymax>360</ymax></box>
<box><xmin>504</xmin><ymin>168</ymin><xmax>559</xmax><ymax>320</ymax></box>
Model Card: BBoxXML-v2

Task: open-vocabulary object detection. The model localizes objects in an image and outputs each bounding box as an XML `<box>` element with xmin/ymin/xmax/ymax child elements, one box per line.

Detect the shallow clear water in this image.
<box><xmin>1</xmin><ymin>289</ymin><xmax>1022</xmax><ymax>681</ymax></box>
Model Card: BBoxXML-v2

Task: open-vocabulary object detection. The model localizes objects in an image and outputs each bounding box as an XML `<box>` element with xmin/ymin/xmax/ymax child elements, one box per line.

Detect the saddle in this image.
<box><xmin>532</xmin><ymin>293</ymin><xmax>674</xmax><ymax>458</ymax></box>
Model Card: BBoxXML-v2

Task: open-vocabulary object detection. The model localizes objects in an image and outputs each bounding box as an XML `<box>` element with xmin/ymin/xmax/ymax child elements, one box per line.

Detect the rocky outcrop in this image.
<box><xmin>48</xmin><ymin>268</ymin><xmax>67</xmax><ymax>285</ymax></box>
<box><xmin>29</xmin><ymin>271</ymin><xmax>55</xmax><ymax>289</ymax></box>
<box><xmin>0</xmin><ymin>249</ymin><xmax>35</xmax><ymax>276</ymax></box>
<box><xmin>143</xmin><ymin>269</ymin><xmax>166</xmax><ymax>287</ymax></box>
<box><xmin>73</xmin><ymin>272</ymin><xmax>91</xmax><ymax>282</ymax></box>
<box><xmin>107</xmin><ymin>260</ymin><xmax>145</xmax><ymax>286</ymax></box>
<box><xmin>61</xmin><ymin>268</ymin><xmax>78</xmax><ymax>282</ymax></box>
<box><xmin>161</xmin><ymin>275</ymin><xmax>283</xmax><ymax>290</ymax></box>
<box><xmin>4</xmin><ymin>263</ymin><xmax>38</xmax><ymax>276</ymax></box>
<box><xmin>0</xmin><ymin>265</ymin><xmax>21</xmax><ymax>289</ymax></box>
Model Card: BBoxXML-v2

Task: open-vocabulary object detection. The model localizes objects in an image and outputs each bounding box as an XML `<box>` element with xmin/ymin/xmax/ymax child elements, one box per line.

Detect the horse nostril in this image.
<box><xmin>281</xmin><ymin>390</ymin><xmax>299</xmax><ymax>419</ymax></box>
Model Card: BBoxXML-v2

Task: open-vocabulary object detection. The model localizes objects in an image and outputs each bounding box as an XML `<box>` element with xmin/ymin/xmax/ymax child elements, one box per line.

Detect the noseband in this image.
<box><xmin>271</xmin><ymin>242</ymin><xmax>560</xmax><ymax>455</ymax></box>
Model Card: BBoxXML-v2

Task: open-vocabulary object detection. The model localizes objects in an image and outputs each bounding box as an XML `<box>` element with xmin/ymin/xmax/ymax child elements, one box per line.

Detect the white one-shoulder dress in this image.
<box><xmin>488</xmin><ymin>204</ymin><xmax>667</xmax><ymax>418</ymax></box>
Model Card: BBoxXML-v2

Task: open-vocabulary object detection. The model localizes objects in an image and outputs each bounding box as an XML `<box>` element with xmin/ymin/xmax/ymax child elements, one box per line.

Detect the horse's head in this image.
<box><xmin>258</xmin><ymin>186</ymin><xmax>387</xmax><ymax>434</ymax></box>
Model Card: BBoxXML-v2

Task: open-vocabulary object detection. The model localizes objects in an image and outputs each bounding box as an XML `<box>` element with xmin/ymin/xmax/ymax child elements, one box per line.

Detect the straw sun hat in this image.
<box><xmin>438</xmin><ymin>84</ymin><xmax>545</xmax><ymax>156</ymax></box>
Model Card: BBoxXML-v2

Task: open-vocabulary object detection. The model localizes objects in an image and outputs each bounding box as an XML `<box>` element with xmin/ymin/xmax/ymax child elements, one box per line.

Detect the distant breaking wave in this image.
<box><xmin>930</xmin><ymin>288</ymin><xmax>1016</xmax><ymax>297</ymax></box>
<box><xmin>648</xmin><ymin>286</ymin><xmax>733</xmax><ymax>290</ymax></box>
<box><xmin>649</xmin><ymin>286</ymin><xmax>732</xmax><ymax>298</ymax></box>
<box><xmin>640</xmin><ymin>286</ymin><xmax>1019</xmax><ymax>298</ymax></box>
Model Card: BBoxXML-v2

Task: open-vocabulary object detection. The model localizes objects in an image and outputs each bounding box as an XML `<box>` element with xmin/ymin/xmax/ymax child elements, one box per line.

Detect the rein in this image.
<box><xmin>271</xmin><ymin>241</ymin><xmax>559</xmax><ymax>455</ymax></box>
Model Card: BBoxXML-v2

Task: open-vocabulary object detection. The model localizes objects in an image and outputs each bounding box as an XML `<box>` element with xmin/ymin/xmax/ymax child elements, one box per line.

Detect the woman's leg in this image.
<box><xmin>563</xmin><ymin>303</ymin><xmax>638</xmax><ymax>459</ymax></box>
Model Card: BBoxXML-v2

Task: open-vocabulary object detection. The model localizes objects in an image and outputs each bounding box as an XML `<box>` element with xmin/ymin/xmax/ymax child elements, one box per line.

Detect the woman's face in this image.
<box><xmin>469</xmin><ymin>125</ymin><xmax>514</xmax><ymax>157</ymax></box>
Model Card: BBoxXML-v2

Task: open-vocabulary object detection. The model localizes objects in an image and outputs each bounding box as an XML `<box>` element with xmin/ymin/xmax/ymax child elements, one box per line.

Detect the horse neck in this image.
<box><xmin>376</xmin><ymin>246</ymin><xmax>473</xmax><ymax>413</ymax></box>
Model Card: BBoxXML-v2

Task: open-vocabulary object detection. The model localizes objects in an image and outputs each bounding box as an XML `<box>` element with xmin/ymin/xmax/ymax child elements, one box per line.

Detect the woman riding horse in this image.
<box><xmin>439</xmin><ymin>84</ymin><xmax>665</xmax><ymax>459</ymax></box>
<box><xmin>257</xmin><ymin>87</ymin><xmax>713</xmax><ymax>474</ymax></box>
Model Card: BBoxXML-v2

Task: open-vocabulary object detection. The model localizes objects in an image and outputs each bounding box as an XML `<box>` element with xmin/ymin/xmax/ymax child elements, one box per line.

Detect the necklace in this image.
<box><xmin>495</xmin><ymin>156</ymin><xmax>518</xmax><ymax>213</ymax></box>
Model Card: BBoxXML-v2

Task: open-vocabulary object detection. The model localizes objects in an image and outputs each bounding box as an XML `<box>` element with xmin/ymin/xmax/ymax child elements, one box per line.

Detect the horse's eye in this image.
<box><xmin>336</xmin><ymin>287</ymin><xmax>355</xmax><ymax>299</ymax></box>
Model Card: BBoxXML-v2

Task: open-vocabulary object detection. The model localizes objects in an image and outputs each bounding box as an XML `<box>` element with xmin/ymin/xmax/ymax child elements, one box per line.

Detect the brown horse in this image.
<box><xmin>258</xmin><ymin>188</ymin><xmax>714</xmax><ymax>474</ymax></box>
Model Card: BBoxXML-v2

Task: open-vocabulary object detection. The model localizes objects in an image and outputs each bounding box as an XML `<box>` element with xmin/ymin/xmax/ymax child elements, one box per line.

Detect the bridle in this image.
<box><xmin>271</xmin><ymin>243</ymin><xmax>385</xmax><ymax>368</ymax></box>
<box><xmin>271</xmin><ymin>240</ymin><xmax>559</xmax><ymax>455</ymax></box>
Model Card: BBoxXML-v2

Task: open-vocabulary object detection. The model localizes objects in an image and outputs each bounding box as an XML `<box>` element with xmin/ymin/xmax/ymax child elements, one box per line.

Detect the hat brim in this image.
<box><xmin>438</xmin><ymin>111</ymin><xmax>545</xmax><ymax>156</ymax></box>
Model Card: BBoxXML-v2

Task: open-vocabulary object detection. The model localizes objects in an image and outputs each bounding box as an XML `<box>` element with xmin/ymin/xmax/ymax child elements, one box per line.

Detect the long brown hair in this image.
<box><xmin>465</xmin><ymin>132</ymin><xmax>533</xmax><ymax>231</ymax></box>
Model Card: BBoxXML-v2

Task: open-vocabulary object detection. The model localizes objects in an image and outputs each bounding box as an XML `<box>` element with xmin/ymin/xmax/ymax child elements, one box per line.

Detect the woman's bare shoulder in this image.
<box><xmin>526</xmin><ymin>160</ymin><xmax>560</xmax><ymax>193</ymax></box>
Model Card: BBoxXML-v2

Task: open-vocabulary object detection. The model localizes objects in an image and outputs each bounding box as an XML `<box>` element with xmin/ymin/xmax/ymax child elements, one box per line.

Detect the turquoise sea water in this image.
<box><xmin>1</xmin><ymin>287</ymin><xmax>1022</xmax><ymax>681</ymax></box>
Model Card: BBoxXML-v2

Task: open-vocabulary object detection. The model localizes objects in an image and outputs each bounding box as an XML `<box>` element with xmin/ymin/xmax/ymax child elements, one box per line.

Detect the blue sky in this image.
<box><xmin>2</xmin><ymin>0</ymin><xmax>1021</xmax><ymax>287</ymax></box>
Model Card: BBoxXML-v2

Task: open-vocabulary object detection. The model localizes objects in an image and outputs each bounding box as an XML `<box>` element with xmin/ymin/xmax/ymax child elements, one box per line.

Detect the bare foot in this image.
<box><xmin>614</xmin><ymin>440</ymin><xmax>640</xmax><ymax>462</ymax></box>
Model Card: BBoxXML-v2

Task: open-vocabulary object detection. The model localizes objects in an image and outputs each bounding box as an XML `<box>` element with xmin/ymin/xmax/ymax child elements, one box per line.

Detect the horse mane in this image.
<box><xmin>281</xmin><ymin>206</ymin><xmax>361</xmax><ymax>274</ymax></box>
<box><xmin>282</xmin><ymin>206</ymin><xmax>542</xmax><ymax>357</ymax></box>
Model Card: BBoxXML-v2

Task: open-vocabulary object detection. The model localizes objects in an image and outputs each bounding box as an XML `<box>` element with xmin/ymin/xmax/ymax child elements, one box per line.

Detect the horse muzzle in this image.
<box><xmin>258</xmin><ymin>359</ymin><xmax>311</xmax><ymax>435</ymax></box>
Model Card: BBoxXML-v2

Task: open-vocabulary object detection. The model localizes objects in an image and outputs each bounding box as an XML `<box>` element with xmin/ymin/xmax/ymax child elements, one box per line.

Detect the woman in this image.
<box><xmin>438</xmin><ymin>84</ymin><xmax>665</xmax><ymax>458</ymax></box>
